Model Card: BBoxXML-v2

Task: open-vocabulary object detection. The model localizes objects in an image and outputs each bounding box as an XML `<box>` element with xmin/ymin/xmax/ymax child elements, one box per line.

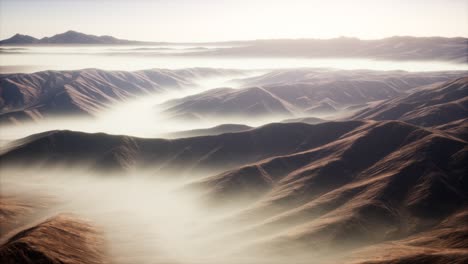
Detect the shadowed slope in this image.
<box><xmin>0</xmin><ymin>121</ymin><xmax>365</xmax><ymax>174</ymax></box>
<box><xmin>188</xmin><ymin>120</ymin><xmax>467</xmax><ymax>261</ymax></box>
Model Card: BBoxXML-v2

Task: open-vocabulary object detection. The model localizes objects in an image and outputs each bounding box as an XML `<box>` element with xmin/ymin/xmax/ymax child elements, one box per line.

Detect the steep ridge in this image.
<box><xmin>0</xmin><ymin>68</ymin><xmax>240</xmax><ymax>123</ymax></box>
<box><xmin>164</xmin><ymin>124</ymin><xmax>253</xmax><ymax>138</ymax></box>
<box><xmin>353</xmin><ymin>77</ymin><xmax>468</xmax><ymax>126</ymax></box>
<box><xmin>188</xmin><ymin>120</ymin><xmax>467</xmax><ymax>261</ymax></box>
<box><xmin>0</xmin><ymin>121</ymin><xmax>365</xmax><ymax>174</ymax></box>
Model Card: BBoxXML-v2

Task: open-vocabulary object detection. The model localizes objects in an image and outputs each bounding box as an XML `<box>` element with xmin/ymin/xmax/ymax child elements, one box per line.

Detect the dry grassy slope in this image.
<box><xmin>190</xmin><ymin>120</ymin><xmax>467</xmax><ymax>260</ymax></box>
<box><xmin>163</xmin><ymin>70</ymin><xmax>467</xmax><ymax>118</ymax></box>
<box><xmin>0</xmin><ymin>214</ymin><xmax>106</xmax><ymax>264</ymax></box>
<box><xmin>347</xmin><ymin>209</ymin><xmax>468</xmax><ymax>264</ymax></box>
<box><xmin>353</xmin><ymin>77</ymin><xmax>468</xmax><ymax>127</ymax></box>
<box><xmin>0</xmin><ymin>68</ymin><xmax>240</xmax><ymax>123</ymax></box>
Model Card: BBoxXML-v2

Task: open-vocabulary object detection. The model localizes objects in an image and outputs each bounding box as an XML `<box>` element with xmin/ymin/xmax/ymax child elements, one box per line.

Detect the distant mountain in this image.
<box><xmin>0</xmin><ymin>30</ymin><xmax>155</xmax><ymax>45</ymax></box>
<box><xmin>353</xmin><ymin>77</ymin><xmax>468</xmax><ymax>127</ymax></box>
<box><xmin>2</xmin><ymin>33</ymin><xmax>467</xmax><ymax>62</ymax></box>
<box><xmin>194</xmin><ymin>36</ymin><xmax>468</xmax><ymax>62</ymax></box>
<box><xmin>0</xmin><ymin>34</ymin><xmax>39</xmax><ymax>45</ymax></box>
<box><xmin>162</xmin><ymin>69</ymin><xmax>467</xmax><ymax>120</ymax></box>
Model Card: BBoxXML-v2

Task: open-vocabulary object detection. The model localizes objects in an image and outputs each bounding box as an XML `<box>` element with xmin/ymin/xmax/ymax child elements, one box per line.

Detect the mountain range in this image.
<box><xmin>0</xmin><ymin>67</ymin><xmax>467</xmax><ymax>263</ymax></box>
<box><xmin>1</xmin><ymin>68</ymin><xmax>466</xmax><ymax>124</ymax></box>
<box><xmin>1</xmin><ymin>119</ymin><xmax>466</xmax><ymax>263</ymax></box>
<box><xmin>1</xmin><ymin>31</ymin><xmax>467</xmax><ymax>62</ymax></box>
<box><xmin>0</xmin><ymin>68</ymin><xmax>242</xmax><ymax>124</ymax></box>
<box><xmin>0</xmin><ymin>30</ymin><xmax>154</xmax><ymax>45</ymax></box>
<box><xmin>161</xmin><ymin>69</ymin><xmax>466</xmax><ymax>120</ymax></box>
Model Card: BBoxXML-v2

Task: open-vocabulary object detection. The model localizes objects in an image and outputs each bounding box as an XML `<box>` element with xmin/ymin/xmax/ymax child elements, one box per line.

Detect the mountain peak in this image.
<box><xmin>0</xmin><ymin>33</ymin><xmax>38</xmax><ymax>44</ymax></box>
<box><xmin>0</xmin><ymin>31</ymin><xmax>141</xmax><ymax>45</ymax></box>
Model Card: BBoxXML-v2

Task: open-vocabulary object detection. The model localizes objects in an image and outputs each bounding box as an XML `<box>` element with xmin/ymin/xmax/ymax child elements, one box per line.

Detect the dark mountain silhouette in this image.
<box><xmin>0</xmin><ymin>34</ymin><xmax>39</xmax><ymax>45</ymax></box>
<box><xmin>0</xmin><ymin>30</ymin><xmax>152</xmax><ymax>45</ymax></box>
<box><xmin>0</xmin><ymin>121</ymin><xmax>365</xmax><ymax>173</ymax></box>
<box><xmin>353</xmin><ymin>77</ymin><xmax>468</xmax><ymax>126</ymax></box>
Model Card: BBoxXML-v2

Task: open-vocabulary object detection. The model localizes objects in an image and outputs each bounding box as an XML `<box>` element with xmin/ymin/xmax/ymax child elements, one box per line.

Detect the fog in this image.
<box><xmin>1</xmin><ymin>45</ymin><xmax>468</xmax><ymax>73</ymax></box>
<box><xmin>0</xmin><ymin>71</ymin><xmax>314</xmax><ymax>143</ymax></box>
<box><xmin>0</xmin><ymin>166</ymin><xmax>331</xmax><ymax>264</ymax></box>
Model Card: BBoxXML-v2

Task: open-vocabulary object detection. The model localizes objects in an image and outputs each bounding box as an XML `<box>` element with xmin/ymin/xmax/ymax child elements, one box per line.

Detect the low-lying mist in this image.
<box><xmin>0</xmin><ymin>71</ymin><xmax>341</xmax><ymax>144</ymax></box>
<box><xmin>0</xmin><ymin>166</ymin><xmax>331</xmax><ymax>264</ymax></box>
<box><xmin>2</xmin><ymin>46</ymin><xmax>468</xmax><ymax>74</ymax></box>
<box><xmin>0</xmin><ymin>73</ymin><xmax>275</xmax><ymax>142</ymax></box>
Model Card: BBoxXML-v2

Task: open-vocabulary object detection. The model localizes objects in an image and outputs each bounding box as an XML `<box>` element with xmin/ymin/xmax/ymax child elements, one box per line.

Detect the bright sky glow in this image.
<box><xmin>0</xmin><ymin>0</ymin><xmax>467</xmax><ymax>42</ymax></box>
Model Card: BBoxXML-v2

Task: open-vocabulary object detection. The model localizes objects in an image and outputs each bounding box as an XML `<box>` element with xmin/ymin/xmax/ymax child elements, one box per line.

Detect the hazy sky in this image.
<box><xmin>1</xmin><ymin>0</ymin><xmax>467</xmax><ymax>42</ymax></box>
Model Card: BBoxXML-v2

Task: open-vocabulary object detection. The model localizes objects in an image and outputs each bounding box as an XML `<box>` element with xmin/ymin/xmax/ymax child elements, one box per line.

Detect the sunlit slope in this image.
<box><xmin>162</xmin><ymin>69</ymin><xmax>467</xmax><ymax>119</ymax></box>
<box><xmin>0</xmin><ymin>214</ymin><xmax>106</xmax><ymax>264</ymax></box>
<box><xmin>189</xmin><ymin>120</ymin><xmax>467</xmax><ymax>261</ymax></box>
<box><xmin>1</xmin><ymin>122</ymin><xmax>466</xmax><ymax>263</ymax></box>
<box><xmin>348</xmin><ymin>208</ymin><xmax>468</xmax><ymax>264</ymax></box>
<box><xmin>0</xmin><ymin>68</ymin><xmax>242</xmax><ymax>123</ymax></box>
<box><xmin>353</xmin><ymin>77</ymin><xmax>468</xmax><ymax>127</ymax></box>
